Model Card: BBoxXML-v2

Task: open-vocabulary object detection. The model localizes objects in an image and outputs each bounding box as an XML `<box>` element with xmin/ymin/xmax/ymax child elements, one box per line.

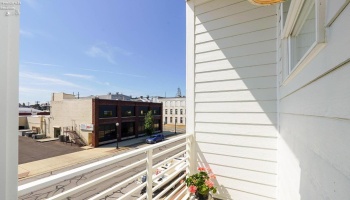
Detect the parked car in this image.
<box><xmin>145</xmin><ymin>134</ymin><xmax>165</xmax><ymax>144</ymax></box>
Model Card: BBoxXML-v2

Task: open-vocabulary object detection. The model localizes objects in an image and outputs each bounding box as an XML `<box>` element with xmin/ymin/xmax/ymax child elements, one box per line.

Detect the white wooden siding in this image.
<box><xmin>195</xmin><ymin>88</ymin><xmax>277</xmax><ymax>102</ymax></box>
<box><xmin>191</xmin><ymin>0</ymin><xmax>278</xmax><ymax>199</ymax></box>
<box><xmin>277</xmin><ymin>1</ymin><xmax>350</xmax><ymax>200</ymax></box>
<box><xmin>195</xmin><ymin>52</ymin><xmax>276</xmax><ymax>72</ymax></box>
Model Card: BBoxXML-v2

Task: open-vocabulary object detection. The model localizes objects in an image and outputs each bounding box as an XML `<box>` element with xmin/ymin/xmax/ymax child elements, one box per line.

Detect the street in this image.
<box><xmin>18</xmin><ymin>137</ymin><xmax>186</xmax><ymax>200</ymax></box>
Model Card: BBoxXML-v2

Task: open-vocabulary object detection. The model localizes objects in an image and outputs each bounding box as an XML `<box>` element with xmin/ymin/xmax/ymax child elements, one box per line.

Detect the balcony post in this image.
<box><xmin>146</xmin><ymin>149</ymin><xmax>153</xmax><ymax>200</ymax></box>
<box><xmin>0</xmin><ymin>2</ymin><xmax>20</xmax><ymax>199</ymax></box>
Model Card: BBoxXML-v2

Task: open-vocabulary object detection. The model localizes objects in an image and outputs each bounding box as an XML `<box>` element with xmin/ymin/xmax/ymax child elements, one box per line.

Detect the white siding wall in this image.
<box><xmin>277</xmin><ymin>2</ymin><xmax>350</xmax><ymax>200</ymax></box>
<box><xmin>189</xmin><ymin>0</ymin><xmax>278</xmax><ymax>199</ymax></box>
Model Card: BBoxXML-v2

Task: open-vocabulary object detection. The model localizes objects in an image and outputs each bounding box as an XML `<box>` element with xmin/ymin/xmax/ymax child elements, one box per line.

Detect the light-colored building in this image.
<box><xmin>186</xmin><ymin>0</ymin><xmax>350</xmax><ymax>199</ymax></box>
<box><xmin>81</xmin><ymin>92</ymin><xmax>132</xmax><ymax>101</ymax></box>
<box><xmin>50</xmin><ymin>93</ymin><xmax>92</xmax><ymax>144</ymax></box>
<box><xmin>158</xmin><ymin>97</ymin><xmax>186</xmax><ymax>125</ymax></box>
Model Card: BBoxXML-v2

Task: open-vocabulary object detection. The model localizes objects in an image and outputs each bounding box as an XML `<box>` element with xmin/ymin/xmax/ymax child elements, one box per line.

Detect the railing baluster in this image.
<box><xmin>146</xmin><ymin>149</ymin><xmax>153</xmax><ymax>200</ymax></box>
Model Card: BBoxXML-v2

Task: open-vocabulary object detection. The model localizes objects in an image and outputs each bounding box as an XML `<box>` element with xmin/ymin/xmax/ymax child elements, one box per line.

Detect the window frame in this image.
<box><xmin>281</xmin><ymin>0</ymin><xmax>326</xmax><ymax>84</ymax></box>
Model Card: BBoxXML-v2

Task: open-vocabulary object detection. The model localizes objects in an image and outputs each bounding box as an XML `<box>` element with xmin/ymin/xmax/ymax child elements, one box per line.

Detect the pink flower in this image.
<box><xmin>197</xmin><ymin>167</ymin><xmax>205</xmax><ymax>172</ymax></box>
<box><xmin>205</xmin><ymin>180</ymin><xmax>214</xmax><ymax>188</ymax></box>
<box><xmin>210</xmin><ymin>174</ymin><xmax>216</xmax><ymax>179</ymax></box>
<box><xmin>188</xmin><ymin>185</ymin><xmax>197</xmax><ymax>194</ymax></box>
<box><xmin>206</xmin><ymin>167</ymin><xmax>212</xmax><ymax>173</ymax></box>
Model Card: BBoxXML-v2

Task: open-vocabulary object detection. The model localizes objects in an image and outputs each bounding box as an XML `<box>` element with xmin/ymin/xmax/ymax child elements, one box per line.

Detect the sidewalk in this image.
<box><xmin>18</xmin><ymin>131</ymin><xmax>184</xmax><ymax>180</ymax></box>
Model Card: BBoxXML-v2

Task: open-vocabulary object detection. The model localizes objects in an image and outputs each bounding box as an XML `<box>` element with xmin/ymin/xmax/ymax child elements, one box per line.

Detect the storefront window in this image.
<box><xmin>98</xmin><ymin>124</ymin><xmax>117</xmax><ymax>142</ymax></box>
<box><xmin>138</xmin><ymin>121</ymin><xmax>145</xmax><ymax>133</ymax></box>
<box><xmin>154</xmin><ymin>120</ymin><xmax>161</xmax><ymax>131</ymax></box>
<box><xmin>121</xmin><ymin>122</ymin><xmax>135</xmax><ymax>138</ymax></box>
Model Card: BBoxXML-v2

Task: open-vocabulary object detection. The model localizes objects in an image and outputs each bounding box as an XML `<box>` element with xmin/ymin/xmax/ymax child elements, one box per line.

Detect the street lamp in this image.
<box><xmin>116</xmin><ymin>122</ymin><xmax>119</xmax><ymax>149</ymax></box>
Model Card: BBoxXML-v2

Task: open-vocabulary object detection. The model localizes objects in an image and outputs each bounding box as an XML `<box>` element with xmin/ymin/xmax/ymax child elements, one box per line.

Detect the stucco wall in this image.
<box><xmin>19</xmin><ymin>116</ymin><xmax>28</xmax><ymax>128</ymax></box>
<box><xmin>50</xmin><ymin>99</ymin><xmax>92</xmax><ymax>144</ymax></box>
<box><xmin>277</xmin><ymin>2</ymin><xmax>350</xmax><ymax>200</ymax></box>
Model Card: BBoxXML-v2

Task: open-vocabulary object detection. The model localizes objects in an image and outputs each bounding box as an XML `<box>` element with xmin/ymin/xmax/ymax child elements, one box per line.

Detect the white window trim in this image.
<box><xmin>282</xmin><ymin>0</ymin><xmax>326</xmax><ymax>85</ymax></box>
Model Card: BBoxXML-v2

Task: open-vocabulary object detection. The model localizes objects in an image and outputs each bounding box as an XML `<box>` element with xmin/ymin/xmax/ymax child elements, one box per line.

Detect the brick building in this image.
<box><xmin>50</xmin><ymin>93</ymin><xmax>162</xmax><ymax>147</ymax></box>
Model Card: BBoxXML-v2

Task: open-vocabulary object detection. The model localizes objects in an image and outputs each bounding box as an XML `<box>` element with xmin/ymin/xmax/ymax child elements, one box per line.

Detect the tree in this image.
<box><xmin>144</xmin><ymin>110</ymin><xmax>154</xmax><ymax>136</ymax></box>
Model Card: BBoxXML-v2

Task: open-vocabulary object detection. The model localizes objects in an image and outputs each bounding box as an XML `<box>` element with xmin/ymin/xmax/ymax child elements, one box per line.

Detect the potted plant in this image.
<box><xmin>185</xmin><ymin>167</ymin><xmax>217</xmax><ymax>200</ymax></box>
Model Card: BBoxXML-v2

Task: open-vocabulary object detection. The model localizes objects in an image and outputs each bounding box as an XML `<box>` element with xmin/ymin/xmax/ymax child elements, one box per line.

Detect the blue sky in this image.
<box><xmin>19</xmin><ymin>0</ymin><xmax>186</xmax><ymax>105</ymax></box>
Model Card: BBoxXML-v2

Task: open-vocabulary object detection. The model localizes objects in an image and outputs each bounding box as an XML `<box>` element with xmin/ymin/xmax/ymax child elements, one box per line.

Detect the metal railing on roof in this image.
<box><xmin>18</xmin><ymin>133</ymin><xmax>193</xmax><ymax>200</ymax></box>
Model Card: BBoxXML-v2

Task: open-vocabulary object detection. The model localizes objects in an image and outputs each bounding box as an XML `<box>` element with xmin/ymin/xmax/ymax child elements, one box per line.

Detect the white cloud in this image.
<box><xmin>85</xmin><ymin>46</ymin><xmax>117</xmax><ymax>65</ymax></box>
<box><xmin>85</xmin><ymin>42</ymin><xmax>133</xmax><ymax>65</ymax></box>
<box><xmin>80</xmin><ymin>68</ymin><xmax>146</xmax><ymax>78</ymax></box>
<box><xmin>23</xmin><ymin>61</ymin><xmax>62</xmax><ymax>67</ymax></box>
<box><xmin>20</xmin><ymin>29</ymin><xmax>54</xmax><ymax>39</ymax></box>
<box><xmin>64</xmin><ymin>73</ymin><xmax>93</xmax><ymax>80</ymax></box>
<box><xmin>19</xmin><ymin>87</ymin><xmax>52</xmax><ymax>93</ymax></box>
<box><xmin>22</xmin><ymin>61</ymin><xmax>145</xmax><ymax>78</ymax></box>
<box><xmin>20</xmin><ymin>72</ymin><xmax>84</xmax><ymax>88</ymax></box>
<box><xmin>20</xmin><ymin>30</ymin><xmax>33</xmax><ymax>37</ymax></box>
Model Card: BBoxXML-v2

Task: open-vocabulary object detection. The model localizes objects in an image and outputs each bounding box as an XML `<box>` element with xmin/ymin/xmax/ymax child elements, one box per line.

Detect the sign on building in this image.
<box><xmin>80</xmin><ymin>124</ymin><xmax>94</xmax><ymax>131</ymax></box>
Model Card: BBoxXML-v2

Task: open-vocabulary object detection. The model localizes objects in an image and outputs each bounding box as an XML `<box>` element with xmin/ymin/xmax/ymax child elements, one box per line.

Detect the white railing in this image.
<box><xmin>18</xmin><ymin>133</ymin><xmax>193</xmax><ymax>200</ymax></box>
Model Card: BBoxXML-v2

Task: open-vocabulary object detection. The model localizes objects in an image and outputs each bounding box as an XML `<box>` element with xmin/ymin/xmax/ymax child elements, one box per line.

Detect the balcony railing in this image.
<box><xmin>18</xmin><ymin>133</ymin><xmax>194</xmax><ymax>200</ymax></box>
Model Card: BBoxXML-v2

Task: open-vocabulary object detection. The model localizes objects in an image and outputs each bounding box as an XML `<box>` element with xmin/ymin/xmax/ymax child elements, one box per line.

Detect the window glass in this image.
<box><xmin>282</xmin><ymin>0</ymin><xmax>291</xmax><ymax>29</ymax></box>
<box><xmin>139</xmin><ymin>106</ymin><xmax>148</xmax><ymax>116</ymax></box>
<box><xmin>175</xmin><ymin>109</ymin><xmax>178</xmax><ymax>115</ymax></box>
<box><xmin>138</xmin><ymin>121</ymin><xmax>145</xmax><ymax>133</ymax></box>
<box><xmin>152</xmin><ymin>107</ymin><xmax>161</xmax><ymax>115</ymax></box>
<box><xmin>180</xmin><ymin>117</ymin><xmax>183</xmax><ymax>123</ymax></box>
<box><xmin>98</xmin><ymin>124</ymin><xmax>117</xmax><ymax>142</ymax></box>
<box><xmin>170</xmin><ymin>117</ymin><xmax>173</xmax><ymax>123</ymax></box>
<box><xmin>154</xmin><ymin>120</ymin><xmax>161</xmax><ymax>131</ymax></box>
<box><xmin>121</xmin><ymin>122</ymin><xmax>134</xmax><ymax>137</ymax></box>
<box><xmin>99</xmin><ymin>105</ymin><xmax>117</xmax><ymax>118</ymax></box>
<box><xmin>165</xmin><ymin>109</ymin><xmax>167</xmax><ymax>114</ymax></box>
<box><xmin>290</xmin><ymin>2</ymin><xmax>316</xmax><ymax>70</ymax></box>
<box><xmin>180</xmin><ymin>109</ymin><xmax>183</xmax><ymax>115</ymax></box>
<box><xmin>170</xmin><ymin>109</ymin><xmax>173</xmax><ymax>114</ymax></box>
<box><xmin>121</xmin><ymin>106</ymin><xmax>135</xmax><ymax>117</ymax></box>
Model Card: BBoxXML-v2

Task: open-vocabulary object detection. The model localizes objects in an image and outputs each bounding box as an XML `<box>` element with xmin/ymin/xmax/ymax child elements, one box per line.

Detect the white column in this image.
<box><xmin>146</xmin><ymin>149</ymin><xmax>153</xmax><ymax>200</ymax></box>
<box><xmin>0</xmin><ymin>1</ymin><xmax>20</xmax><ymax>199</ymax></box>
<box><xmin>185</xmin><ymin>0</ymin><xmax>196</xmax><ymax>175</ymax></box>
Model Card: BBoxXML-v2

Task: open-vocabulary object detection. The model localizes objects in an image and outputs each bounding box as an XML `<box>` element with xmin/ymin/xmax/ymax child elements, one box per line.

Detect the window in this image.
<box><xmin>154</xmin><ymin>120</ymin><xmax>161</xmax><ymax>131</ymax></box>
<box><xmin>98</xmin><ymin>124</ymin><xmax>117</xmax><ymax>142</ymax></box>
<box><xmin>121</xmin><ymin>106</ymin><xmax>135</xmax><ymax>117</ymax></box>
<box><xmin>175</xmin><ymin>109</ymin><xmax>178</xmax><ymax>115</ymax></box>
<box><xmin>170</xmin><ymin>109</ymin><xmax>173</xmax><ymax>114</ymax></box>
<box><xmin>99</xmin><ymin>105</ymin><xmax>117</xmax><ymax>118</ymax></box>
<box><xmin>121</xmin><ymin>122</ymin><xmax>135</xmax><ymax>138</ymax></box>
<box><xmin>138</xmin><ymin>121</ymin><xmax>145</xmax><ymax>133</ymax></box>
<box><xmin>180</xmin><ymin>117</ymin><xmax>183</xmax><ymax>124</ymax></box>
<box><xmin>152</xmin><ymin>107</ymin><xmax>161</xmax><ymax>115</ymax></box>
<box><xmin>180</xmin><ymin>109</ymin><xmax>183</xmax><ymax>115</ymax></box>
<box><xmin>165</xmin><ymin>109</ymin><xmax>167</xmax><ymax>114</ymax></box>
<box><xmin>139</xmin><ymin>106</ymin><xmax>148</xmax><ymax>116</ymax></box>
<box><xmin>170</xmin><ymin>117</ymin><xmax>173</xmax><ymax>123</ymax></box>
<box><xmin>282</xmin><ymin>0</ymin><xmax>325</xmax><ymax>75</ymax></box>
<box><xmin>165</xmin><ymin>117</ymin><xmax>167</xmax><ymax>124</ymax></box>
<box><xmin>175</xmin><ymin>117</ymin><xmax>177</xmax><ymax>123</ymax></box>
